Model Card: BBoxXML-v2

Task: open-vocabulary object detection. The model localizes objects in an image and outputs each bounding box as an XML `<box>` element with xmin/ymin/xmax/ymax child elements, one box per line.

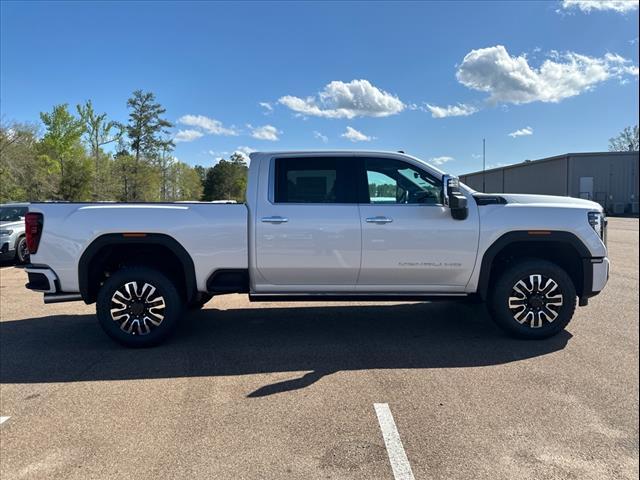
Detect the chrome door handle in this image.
<box><xmin>261</xmin><ymin>216</ymin><xmax>289</xmax><ymax>223</ymax></box>
<box><xmin>365</xmin><ymin>216</ymin><xmax>393</xmax><ymax>224</ymax></box>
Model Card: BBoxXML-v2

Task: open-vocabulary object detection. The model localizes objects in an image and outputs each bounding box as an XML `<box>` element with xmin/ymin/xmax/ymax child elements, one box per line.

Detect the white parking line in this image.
<box><xmin>0</xmin><ymin>416</ymin><xmax>10</xmax><ymax>425</ymax></box>
<box><xmin>374</xmin><ymin>403</ymin><xmax>416</xmax><ymax>480</ymax></box>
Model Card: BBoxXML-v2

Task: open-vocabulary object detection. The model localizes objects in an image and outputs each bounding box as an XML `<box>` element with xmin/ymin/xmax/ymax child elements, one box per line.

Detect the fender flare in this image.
<box><xmin>78</xmin><ymin>233</ymin><xmax>197</xmax><ymax>303</ymax></box>
<box><xmin>476</xmin><ymin>230</ymin><xmax>592</xmax><ymax>300</ymax></box>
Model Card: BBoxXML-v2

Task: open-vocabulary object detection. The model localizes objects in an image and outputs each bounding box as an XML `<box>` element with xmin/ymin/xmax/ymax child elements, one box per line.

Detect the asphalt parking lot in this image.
<box><xmin>0</xmin><ymin>218</ymin><xmax>638</xmax><ymax>480</ymax></box>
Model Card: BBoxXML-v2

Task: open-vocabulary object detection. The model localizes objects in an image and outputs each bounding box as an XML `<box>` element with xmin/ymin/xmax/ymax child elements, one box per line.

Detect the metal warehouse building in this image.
<box><xmin>459</xmin><ymin>151</ymin><xmax>639</xmax><ymax>215</ymax></box>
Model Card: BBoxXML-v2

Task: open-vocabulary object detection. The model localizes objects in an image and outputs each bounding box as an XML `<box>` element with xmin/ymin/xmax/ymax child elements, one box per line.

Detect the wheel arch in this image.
<box><xmin>78</xmin><ymin>233</ymin><xmax>197</xmax><ymax>304</ymax></box>
<box><xmin>477</xmin><ymin>231</ymin><xmax>592</xmax><ymax>301</ymax></box>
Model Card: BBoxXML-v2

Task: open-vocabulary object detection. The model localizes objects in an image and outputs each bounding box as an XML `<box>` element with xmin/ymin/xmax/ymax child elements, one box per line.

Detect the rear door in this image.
<box><xmin>254</xmin><ymin>155</ymin><xmax>361</xmax><ymax>292</ymax></box>
<box><xmin>357</xmin><ymin>156</ymin><xmax>479</xmax><ymax>291</ymax></box>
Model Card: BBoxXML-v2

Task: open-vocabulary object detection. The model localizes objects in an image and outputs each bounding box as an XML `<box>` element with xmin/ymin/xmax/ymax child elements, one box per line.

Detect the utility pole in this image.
<box><xmin>482</xmin><ymin>138</ymin><xmax>486</xmax><ymax>193</ymax></box>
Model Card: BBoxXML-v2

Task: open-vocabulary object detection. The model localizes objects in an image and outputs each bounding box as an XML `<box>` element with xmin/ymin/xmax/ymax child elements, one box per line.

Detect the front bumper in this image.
<box><xmin>591</xmin><ymin>257</ymin><xmax>609</xmax><ymax>293</ymax></box>
<box><xmin>580</xmin><ymin>256</ymin><xmax>609</xmax><ymax>304</ymax></box>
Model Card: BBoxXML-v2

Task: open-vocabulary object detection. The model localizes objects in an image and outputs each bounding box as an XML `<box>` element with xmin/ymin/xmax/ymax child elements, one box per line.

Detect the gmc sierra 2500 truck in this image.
<box><xmin>24</xmin><ymin>151</ymin><xmax>609</xmax><ymax>347</ymax></box>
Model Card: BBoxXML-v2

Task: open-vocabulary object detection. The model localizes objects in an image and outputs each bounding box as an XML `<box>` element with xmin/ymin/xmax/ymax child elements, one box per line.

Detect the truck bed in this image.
<box><xmin>28</xmin><ymin>202</ymin><xmax>249</xmax><ymax>293</ymax></box>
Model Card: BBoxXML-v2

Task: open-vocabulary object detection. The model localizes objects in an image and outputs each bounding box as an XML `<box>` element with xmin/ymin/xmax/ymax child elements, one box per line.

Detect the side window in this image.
<box><xmin>365</xmin><ymin>158</ymin><xmax>442</xmax><ymax>205</ymax></box>
<box><xmin>274</xmin><ymin>157</ymin><xmax>356</xmax><ymax>203</ymax></box>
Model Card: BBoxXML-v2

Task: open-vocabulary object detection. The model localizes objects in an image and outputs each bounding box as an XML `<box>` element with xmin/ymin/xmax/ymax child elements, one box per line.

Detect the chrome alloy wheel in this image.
<box><xmin>110</xmin><ymin>281</ymin><xmax>166</xmax><ymax>335</ymax></box>
<box><xmin>508</xmin><ymin>274</ymin><xmax>564</xmax><ymax>328</ymax></box>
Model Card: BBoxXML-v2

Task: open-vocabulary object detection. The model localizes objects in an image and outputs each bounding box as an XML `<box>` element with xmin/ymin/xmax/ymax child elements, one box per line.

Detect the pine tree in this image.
<box><xmin>125</xmin><ymin>90</ymin><xmax>173</xmax><ymax>200</ymax></box>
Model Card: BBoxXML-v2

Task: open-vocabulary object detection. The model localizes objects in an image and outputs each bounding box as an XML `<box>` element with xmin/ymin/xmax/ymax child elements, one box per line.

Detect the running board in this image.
<box><xmin>248</xmin><ymin>293</ymin><xmax>467</xmax><ymax>303</ymax></box>
<box><xmin>44</xmin><ymin>293</ymin><xmax>83</xmax><ymax>304</ymax></box>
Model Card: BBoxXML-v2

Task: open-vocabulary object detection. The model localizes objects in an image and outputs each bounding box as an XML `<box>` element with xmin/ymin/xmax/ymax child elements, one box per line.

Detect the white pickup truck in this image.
<box><xmin>24</xmin><ymin>150</ymin><xmax>609</xmax><ymax>347</ymax></box>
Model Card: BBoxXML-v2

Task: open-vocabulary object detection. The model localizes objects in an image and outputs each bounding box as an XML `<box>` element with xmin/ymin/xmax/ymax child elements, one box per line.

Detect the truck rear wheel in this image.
<box><xmin>96</xmin><ymin>267</ymin><xmax>183</xmax><ymax>347</ymax></box>
<box><xmin>488</xmin><ymin>259</ymin><xmax>576</xmax><ymax>339</ymax></box>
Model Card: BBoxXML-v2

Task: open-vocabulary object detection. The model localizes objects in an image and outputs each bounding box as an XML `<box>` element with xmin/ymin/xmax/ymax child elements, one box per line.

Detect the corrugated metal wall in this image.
<box><xmin>568</xmin><ymin>153</ymin><xmax>639</xmax><ymax>212</ymax></box>
<box><xmin>503</xmin><ymin>158</ymin><xmax>568</xmax><ymax>196</ymax></box>
<box><xmin>460</xmin><ymin>152</ymin><xmax>639</xmax><ymax>214</ymax></box>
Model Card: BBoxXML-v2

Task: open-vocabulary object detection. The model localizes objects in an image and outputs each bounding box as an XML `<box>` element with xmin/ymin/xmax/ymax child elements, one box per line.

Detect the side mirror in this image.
<box><xmin>442</xmin><ymin>175</ymin><xmax>468</xmax><ymax>220</ymax></box>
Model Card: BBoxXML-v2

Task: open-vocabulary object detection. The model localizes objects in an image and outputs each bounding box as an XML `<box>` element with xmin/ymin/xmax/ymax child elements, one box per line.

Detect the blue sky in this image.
<box><xmin>1</xmin><ymin>0</ymin><xmax>638</xmax><ymax>174</ymax></box>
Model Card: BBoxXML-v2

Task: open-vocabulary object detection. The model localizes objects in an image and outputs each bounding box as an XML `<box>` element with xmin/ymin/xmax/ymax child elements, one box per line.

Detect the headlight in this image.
<box><xmin>588</xmin><ymin>211</ymin><xmax>604</xmax><ymax>240</ymax></box>
<box><xmin>0</xmin><ymin>229</ymin><xmax>13</xmax><ymax>235</ymax></box>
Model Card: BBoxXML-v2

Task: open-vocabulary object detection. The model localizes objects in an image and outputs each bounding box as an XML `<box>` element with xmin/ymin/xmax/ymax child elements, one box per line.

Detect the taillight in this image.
<box><xmin>25</xmin><ymin>212</ymin><xmax>43</xmax><ymax>255</ymax></box>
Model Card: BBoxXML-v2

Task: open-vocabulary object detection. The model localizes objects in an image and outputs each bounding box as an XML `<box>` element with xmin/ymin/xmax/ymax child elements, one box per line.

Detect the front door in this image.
<box><xmin>254</xmin><ymin>156</ymin><xmax>361</xmax><ymax>291</ymax></box>
<box><xmin>357</xmin><ymin>156</ymin><xmax>479</xmax><ymax>291</ymax></box>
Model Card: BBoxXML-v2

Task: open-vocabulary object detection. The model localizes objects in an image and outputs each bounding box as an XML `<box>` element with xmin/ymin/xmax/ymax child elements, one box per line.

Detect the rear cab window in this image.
<box><xmin>274</xmin><ymin>157</ymin><xmax>357</xmax><ymax>204</ymax></box>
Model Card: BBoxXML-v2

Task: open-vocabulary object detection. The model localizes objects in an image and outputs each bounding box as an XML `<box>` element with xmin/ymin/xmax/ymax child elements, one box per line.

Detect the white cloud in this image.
<box><xmin>341</xmin><ymin>126</ymin><xmax>375</xmax><ymax>142</ymax></box>
<box><xmin>236</xmin><ymin>146</ymin><xmax>256</xmax><ymax>155</ymax></box>
<box><xmin>455</xmin><ymin>45</ymin><xmax>639</xmax><ymax>105</ymax></box>
<box><xmin>206</xmin><ymin>147</ymin><xmax>255</xmax><ymax>164</ymax></box>
<box><xmin>234</xmin><ymin>146</ymin><xmax>256</xmax><ymax>163</ymax></box>
<box><xmin>174</xmin><ymin>129</ymin><xmax>204</xmax><ymax>143</ymax></box>
<box><xmin>508</xmin><ymin>126</ymin><xmax>534</xmax><ymax>138</ymax></box>
<box><xmin>259</xmin><ymin>102</ymin><xmax>273</xmax><ymax>114</ymax></box>
<box><xmin>429</xmin><ymin>156</ymin><xmax>455</xmax><ymax>166</ymax></box>
<box><xmin>313</xmin><ymin>131</ymin><xmax>328</xmax><ymax>143</ymax></box>
<box><xmin>604</xmin><ymin>52</ymin><xmax>640</xmax><ymax>76</ymax></box>
<box><xmin>560</xmin><ymin>0</ymin><xmax>638</xmax><ymax>13</ymax></box>
<box><xmin>207</xmin><ymin>150</ymin><xmax>229</xmax><ymax>158</ymax></box>
<box><xmin>249</xmin><ymin>124</ymin><xmax>281</xmax><ymax>141</ymax></box>
<box><xmin>177</xmin><ymin>114</ymin><xmax>239</xmax><ymax>136</ymax></box>
<box><xmin>425</xmin><ymin>103</ymin><xmax>478</xmax><ymax>118</ymax></box>
<box><xmin>278</xmin><ymin>79</ymin><xmax>405</xmax><ymax>119</ymax></box>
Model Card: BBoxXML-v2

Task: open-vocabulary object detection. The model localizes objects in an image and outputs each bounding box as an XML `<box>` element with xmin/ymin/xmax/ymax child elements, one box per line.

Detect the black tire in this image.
<box><xmin>187</xmin><ymin>292</ymin><xmax>214</xmax><ymax>310</ymax></box>
<box><xmin>15</xmin><ymin>236</ymin><xmax>29</xmax><ymax>264</ymax></box>
<box><xmin>96</xmin><ymin>267</ymin><xmax>183</xmax><ymax>347</ymax></box>
<box><xmin>488</xmin><ymin>259</ymin><xmax>576</xmax><ymax>339</ymax></box>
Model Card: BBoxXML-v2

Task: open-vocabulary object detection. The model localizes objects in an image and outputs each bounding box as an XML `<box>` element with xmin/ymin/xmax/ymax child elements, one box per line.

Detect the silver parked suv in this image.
<box><xmin>0</xmin><ymin>203</ymin><xmax>29</xmax><ymax>264</ymax></box>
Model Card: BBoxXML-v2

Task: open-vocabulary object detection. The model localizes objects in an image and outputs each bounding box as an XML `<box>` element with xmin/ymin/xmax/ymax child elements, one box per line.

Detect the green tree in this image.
<box><xmin>112</xmin><ymin>149</ymin><xmax>160</xmax><ymax>202</ymax></box>
<box><xmin>157</xmin><ymin>142</ymin><xmax>175</xmax><ymax>201</ymax></box>
<box><xmin>609</xmin><ymin>125</ymin><xmax>639</xmax><ymax>152</ymax></box>
<box><xmin>125</xmin><ymin>90</ymin><xmax>173</xmax><ymax>200</ymax></box>
<box><xmin>193</xmin><ymin>165</ymin><xmax>207</xmax><ymax>198</ymax></box>
<box><xmin>202</xmin><ymin>153</ymin><xmax>248</xmax><ymax>201</ymax></box>
<box><xmin>77</xmin><ymin>100</ymin><xmax>122</xmax><ymax>200</ymax></box>
<box><xmin>38</xmin><ymin>104</ymin><xmax>91</xmax><ymax>200</ymax></box>
<box><xmin>0</xmin><ymin>122</ymin><xmax>58</xmax><ymax>202</ymax></box>
<box><xmin>165</xmin><ymin>161</ymin><xmax>203</xmax><ymax>201</ymax></box>
<box><xmin>112</xmin><ymin>150</ymin><xmax>135</xmax><ymax>201</ymax></box>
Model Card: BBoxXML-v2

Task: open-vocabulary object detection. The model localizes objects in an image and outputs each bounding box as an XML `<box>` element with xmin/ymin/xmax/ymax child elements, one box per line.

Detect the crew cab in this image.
<box><xmin>24</xmin><ymin>151</ymin><xmax>609</xmax><ymax>347</ymax></box>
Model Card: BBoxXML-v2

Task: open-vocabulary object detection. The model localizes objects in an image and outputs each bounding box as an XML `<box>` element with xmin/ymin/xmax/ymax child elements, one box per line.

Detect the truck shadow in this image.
<box><xmin>0</xmin><ymin>301</ymin><xmax>571</xmax><ymax>396</ymax></box>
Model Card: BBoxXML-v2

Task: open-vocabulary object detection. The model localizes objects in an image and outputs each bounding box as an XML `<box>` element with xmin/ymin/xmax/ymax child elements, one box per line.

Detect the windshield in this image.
<box><xmin>0</xmin><ymin>207</ymin><xmax>28</xmax><ymax>222</ymax></box>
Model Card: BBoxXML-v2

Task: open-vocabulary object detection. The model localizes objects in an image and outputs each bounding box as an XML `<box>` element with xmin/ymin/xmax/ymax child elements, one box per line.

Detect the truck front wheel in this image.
<box><xmin>488</xmin><ymin>259</ymin><xmax>577</xmax><ymax>339</ymax></box>
<box><xmin>96</xmin><ymin>267</ymin><xmax>183</xmax><ymax>347</ymax></box>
